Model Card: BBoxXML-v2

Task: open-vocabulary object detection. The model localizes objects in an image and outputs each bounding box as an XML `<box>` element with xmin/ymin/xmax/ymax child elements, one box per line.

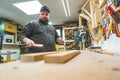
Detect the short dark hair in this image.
<box><xmin>40</xmin><ymin>6</ymin><xmax>50</xmax><ymax>13</ymax></box>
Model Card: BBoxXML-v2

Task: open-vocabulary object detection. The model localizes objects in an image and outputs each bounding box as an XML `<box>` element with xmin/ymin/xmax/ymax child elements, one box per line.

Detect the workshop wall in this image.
<box><xmin>102</xmin><ymin>34</ymin><xmax>120</xmax><ymax>54</ymax></box>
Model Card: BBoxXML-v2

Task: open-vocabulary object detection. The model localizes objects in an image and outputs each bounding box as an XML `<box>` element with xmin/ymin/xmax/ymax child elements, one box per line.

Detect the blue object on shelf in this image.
<box><xmin>0</xmin><ymin>19</ymin><xmax>5</xmax><ymax>36</ymax></box>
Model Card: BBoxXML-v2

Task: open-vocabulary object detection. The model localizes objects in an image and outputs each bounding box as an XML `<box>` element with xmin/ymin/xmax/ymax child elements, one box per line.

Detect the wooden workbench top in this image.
<box><xmin>0</xmin><ymin>51</ymin><xmax>120</xmax><ymax>80</ymax></box>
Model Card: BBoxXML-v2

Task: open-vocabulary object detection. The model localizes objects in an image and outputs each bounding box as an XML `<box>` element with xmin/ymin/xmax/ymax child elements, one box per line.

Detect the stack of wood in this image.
<box><xmin>65</xmin><ymin>29</ymin><xmax>74</xmax><ymax>40</ymax></box>
<box><xmin>63</xmin><ymin>23</ymin><xmax>79</xmax><ymax>50</ymax></box>
<box><xmin>65</xmin><ymin>42</ymin><xmax>79</xmax><ymax>50</ymax></box>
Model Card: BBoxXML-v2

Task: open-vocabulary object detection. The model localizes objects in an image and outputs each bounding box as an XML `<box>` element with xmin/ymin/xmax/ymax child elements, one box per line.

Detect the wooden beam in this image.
<box><xmin>79</xmin><ymin>15</ymin><xmax>82</xmax><ymax>28</ymax></box>
<box><xmin>20</xmin><ymin>51</ymin><xmax>58</xmax><ymax>62</ymax></box>
<box><xmin>90</xmin><ymin>0</ymin><xmax>95</xmax><ymax>28</ymax></box>
<box><xmin>82</xmin><ymin>9</ymin><xmax>91</xmax><ymax>17</ymax></box>
<box><xmin>44</xmin><ymin>50</ymin><xmax>80</xmax><ymax>63</ymax></box>
<box><xmin>82</xmin><ymin>0</ymin><xmax>89</xmax><ymax>9</ymax></box>
<box><xmin>79</xmin><ymin>14</ymin><xmax>91</xmax><ymax>22</ymax></box>
<box><xmin>99</xmin><ymin>0</ymin><xmax>107</xmax><ymax>9</ymax></box>
<box><xmin>93</xmin><ymin>0</ymin><xmax>99</xmax><ymax>4</ymax></box>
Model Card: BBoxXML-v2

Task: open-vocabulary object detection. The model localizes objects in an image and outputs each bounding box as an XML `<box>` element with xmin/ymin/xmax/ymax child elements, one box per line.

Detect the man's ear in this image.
<box><xmin>38</xmin><ymin>13</ymin><xmax>40</xmax><ymax>16</ymax></box>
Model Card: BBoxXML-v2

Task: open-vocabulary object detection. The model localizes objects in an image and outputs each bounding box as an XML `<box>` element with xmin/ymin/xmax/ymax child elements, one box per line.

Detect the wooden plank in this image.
<box><xmin>78</xmin><ymin>15</ymin><xmax>82</xmax><ymax>50</ymax></box>
<box><xmin>33</xmin><ymin>44</ymin><xmax>44</xmax><ymax>48</ymax></box>
<box><xmin>44</xmin><ymin>50</ymin><xmax>80</xmax><ymax>63</ymax></box>
<box><xmin>90</xmin><ymin>0</ymin><xmax>95</xmax><ymax>28</ymax></box>
<box><xmin>94</xmin><ymin>7</ymin><xmax>101</xmax><ymax>27</ymax></box>
<box><xmin>20</xmin><ymin>51</ymin><xmax>58</xmax><ymax>62</ymax></box>
<box><xmin>79</xmin><ymin>15</ymin><xmax>82</xmax><ymax>28</ymax></box>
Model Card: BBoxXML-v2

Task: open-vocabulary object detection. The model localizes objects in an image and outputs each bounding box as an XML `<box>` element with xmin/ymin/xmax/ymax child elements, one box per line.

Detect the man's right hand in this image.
<box><xmin>23</xmin><ymin>37</ymin><xmax>35</xmax><ymax>47</ymax></box>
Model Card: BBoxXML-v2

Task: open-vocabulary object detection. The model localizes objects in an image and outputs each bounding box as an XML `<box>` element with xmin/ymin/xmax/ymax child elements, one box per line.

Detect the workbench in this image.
<box><xmin>0</xmin><ymin>51</ymin><xmax>120</xmax><ymax>80</ymax></box>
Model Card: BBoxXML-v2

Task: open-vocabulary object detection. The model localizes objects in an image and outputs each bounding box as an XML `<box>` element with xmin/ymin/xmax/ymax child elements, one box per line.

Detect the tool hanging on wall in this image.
<box><xmin>105</xmin><ymin>0</ymin><xmax>120</xmax><ymax>31</ymax></box>
<box><xmin>113</xmin><ymin>0</ymin><xmax>120</xmax><ymax>37</ymax></box>
<box><xmin>101</xmin><ymin>9</ymin><xmax>107</xmax><ymax>40</ymax></box>
<box><xmin>102</xmin><ymin>7</ymin><xmax>110</xmax><ymax>39</ymax></box>
<box><xmin>106</xmin><ymin>19</ymin><xmax>113</xmax><ymax>38</ymax></box>
<box><xmin>103</xmin><ymin>27</ymin><xmax>107</xmax><ymax>40</ymax></box>
<box><xmin>101</xmin><ymin>0</ymin><xmax>120</xmax><ymax>37</ymax></box>
<box><xmin>107</xmin><ymin>4</ymin><xmax>120</xmax><ymax>24</ymax></box>
<box><xmin>114</xmin><ymin>0</ymin><xmax>120</xmax><ymax>7</ymax></box>
<box><xmin>115</xmin><ymin>22</ymin><xmax>120</xmax><ymax>37</ymax></box>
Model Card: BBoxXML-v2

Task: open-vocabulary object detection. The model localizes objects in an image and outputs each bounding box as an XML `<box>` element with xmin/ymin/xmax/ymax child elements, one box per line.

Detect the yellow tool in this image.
<box><xmin>106</xmin><ymin>19</ymin><xmax>113</xmax><ymax>38</ymax></box>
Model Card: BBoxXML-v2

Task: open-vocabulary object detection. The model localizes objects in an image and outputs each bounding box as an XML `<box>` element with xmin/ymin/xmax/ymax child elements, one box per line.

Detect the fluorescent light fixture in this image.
<box><xmin>13</xmin><ymin>0</ymin><xmax>42</xmax><ymax>15</ymax></box>
<box><xmin>49</xmin><ymin>21</ymin><xmax>53</xmax><ymax>25</ymax></box>
<box><xmin>61</xmin><ymin>0</ymin><xmax>71</xmax><ymax>17</ymax></box>
<box><xmin>66</xmin><ymin>0</ymin><xmax>71</xmax><ymax>16</ymax></box>
<box><xmin>61</xmin><ymin>0</ymin><xmax>68</xmax><ymax>17</ymax></box>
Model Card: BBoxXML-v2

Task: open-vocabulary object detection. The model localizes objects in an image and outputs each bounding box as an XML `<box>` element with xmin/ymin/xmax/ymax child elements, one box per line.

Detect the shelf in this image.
<box><xmin>3</xmin><ymin>43</ymin><xmax>25</xmax><ymax>46</ymax></box>
<box><xmin>64</xmin><ymin>40</ymin><xmax>74</xmax><ymax>42</ymax></box>
<box><xmin>0</xmin><ymin>52</ymin><xmax>16</xmax><ymax>55</ymax></box>
<box><xmin>63</xmin><ymin>27</ymin><xmax>78</xmax><ymax>30</ymax></box>
<box><xmin>63</xmin><ymin>27</ymin><xmax>79</xmax><ymax>50</ymax></box>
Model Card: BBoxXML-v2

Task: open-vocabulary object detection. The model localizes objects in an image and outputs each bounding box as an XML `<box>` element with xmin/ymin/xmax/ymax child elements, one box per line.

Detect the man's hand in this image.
<box><xmin>23</xmin><ymin>37</ymin><xmax>35</xmax><ymax>47</ymax></box>
<box><xmin>57</xmin><ymin>37</ymin><xmax>63</xmax><ymax>44</ymax></box>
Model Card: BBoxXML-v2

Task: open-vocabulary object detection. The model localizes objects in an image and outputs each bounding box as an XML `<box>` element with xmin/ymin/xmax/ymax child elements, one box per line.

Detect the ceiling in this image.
<box><xmin>0</xmin><ymin>0</ymin><xmax>86</xmax><ymax>26</ymax></box>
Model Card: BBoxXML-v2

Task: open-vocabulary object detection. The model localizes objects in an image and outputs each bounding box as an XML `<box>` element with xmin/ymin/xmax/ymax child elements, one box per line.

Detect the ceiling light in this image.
<box><xmin>61</xmin><ymin>0</ymin><xmax>68</xmax><ymax>17</ymax></box>
<box><xmin>61</xmin><ymin>0</ymin><xmax>71</xmax><ymax>17</ymax></box>
<box><xmin>13</xmin><ymin>0</ymin><xmax>42</xmax><ymax>15</ymax></box>
<box><xmin>66</xmin><ymin>0</ymin><xmax>71</xmax><ymax>16</ymax></box>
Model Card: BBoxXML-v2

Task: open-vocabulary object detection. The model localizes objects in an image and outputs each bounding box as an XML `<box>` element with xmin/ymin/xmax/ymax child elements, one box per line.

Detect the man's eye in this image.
<box><xmin>41</xmin><ymin>13</ymin><xmax>48</xmax><ymax>16</ymax></box>
<box><xmin>41</xmin><ymin>13</ymin><xmax>44</xmax><ymax>15</ymax></box>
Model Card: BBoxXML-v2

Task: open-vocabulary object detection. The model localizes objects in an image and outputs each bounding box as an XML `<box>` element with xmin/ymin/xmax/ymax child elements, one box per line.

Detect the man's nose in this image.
<box><xmin>43</xmin><ymin>14</ymin><xmax>47</xmax><ymax>17</ymax></box>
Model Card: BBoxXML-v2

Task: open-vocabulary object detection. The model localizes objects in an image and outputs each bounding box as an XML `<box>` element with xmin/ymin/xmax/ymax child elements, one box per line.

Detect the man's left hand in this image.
<box><xmin>57</xmin><ymin>38</ymin><xmax>63</xmax><ymax>44</ymax></box>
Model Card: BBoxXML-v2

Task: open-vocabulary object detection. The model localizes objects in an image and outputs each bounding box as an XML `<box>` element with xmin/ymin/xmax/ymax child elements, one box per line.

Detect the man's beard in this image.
<box><xmin>41</xmin><ymin>17</ymin><xmax>48</xmax><ymax>22</ymax></box>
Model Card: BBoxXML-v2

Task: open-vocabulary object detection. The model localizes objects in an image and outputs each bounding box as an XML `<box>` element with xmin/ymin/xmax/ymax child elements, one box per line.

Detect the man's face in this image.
<box><xmin>39</xmin><ymin>11</ymin><xmax>49</xmax><ymax>21</ymax></box>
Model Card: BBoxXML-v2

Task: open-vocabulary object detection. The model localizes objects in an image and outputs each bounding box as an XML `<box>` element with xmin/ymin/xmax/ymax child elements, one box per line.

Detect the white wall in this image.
<box><xmin>101</xmin><ymin>34</ymin><xmax>120</xmax><ymax>53</ymax></box>
<box><xmin>92</xmin><ymin>34</ymin><xmax>120</xmax><ymax>54</ymax></box>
